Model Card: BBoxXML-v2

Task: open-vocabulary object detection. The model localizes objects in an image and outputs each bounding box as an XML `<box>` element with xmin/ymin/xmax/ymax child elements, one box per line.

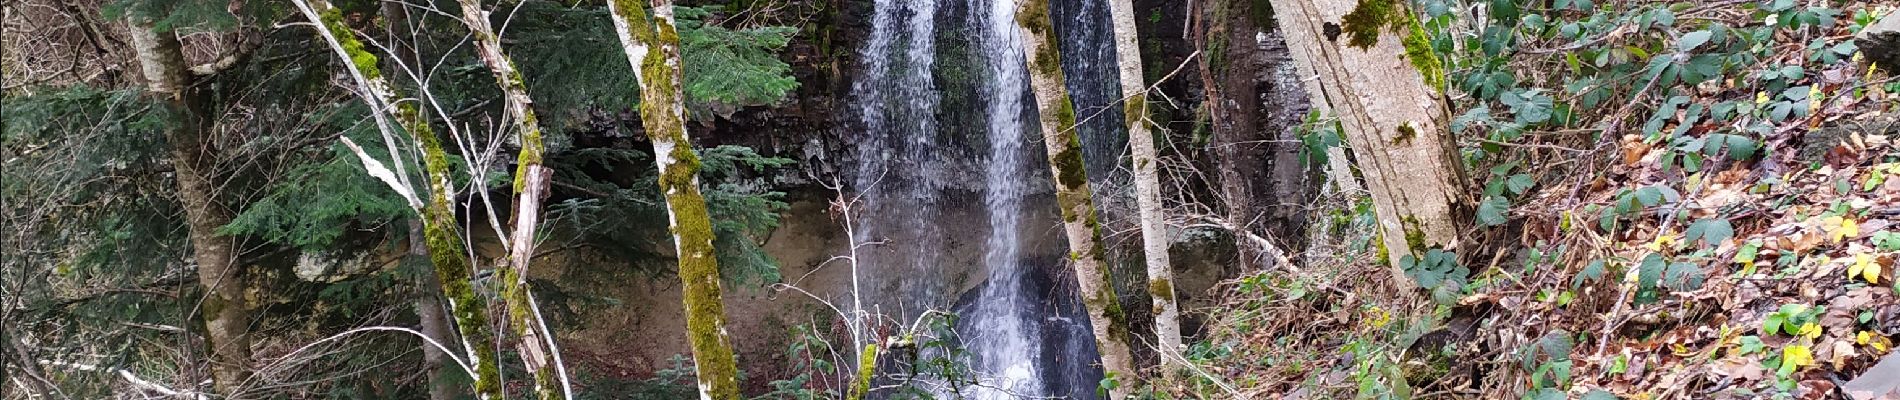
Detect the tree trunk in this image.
<box><xmin>606</xmin><ymin>2</ymin><xmax>743</xmax><ymax>398</ymax></box>
<box><xmin>378</xmin><ymin>7</ymin><xmax>464</xmax><ymax>400</ymax></box>
<box><xmin>126</xmin><ymin>20</ymin><xmax>252</xmax><ymax>396</ymax></box>
<box><xmin>1263</xmin><ymin>0</ymin><xmax>1469</xmax><ymax>281</ymax></box>
<box><xmin>1015</xmin><ymin>1</ymin><xmax>1140</xmax><ymax>397</ymax></box>
<box><xmin>408</xmin><ymin>221</ymin><xmax>463</xmax><ymax>400</ymax></box>
<box><xmin>1199</xmin><ymin>0</ymin><xmax>1316</xmax><ymax>272</ymax></box>
<box><xmin>1106</xmin><ymin>0</ymin><xmax>1182</xmax><ymax>365</ymax></box>
<box><xmin>292</xmin><ymin>1</ymin><xmax>506</xmax><ymax>397</ymax></box>
<box><xmin>454</xmin><ymin>1</ymin><xmax>569</xmax><ymax>398</ymax></box>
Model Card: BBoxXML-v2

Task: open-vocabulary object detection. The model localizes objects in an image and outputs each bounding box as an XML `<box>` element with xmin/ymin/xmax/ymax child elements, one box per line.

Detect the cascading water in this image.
<box><xmin>850</xmin><ymin>0</ymin><xmax>1113</xmax><ymax>398</ymax></box>
<box><xmin>852</xmin><ymin>0</ymin><xmax>947</xmax><ymax>320</ymax></box>
<box><xmin>960</xmin><ymin>0</ymin><xmax>1043</xmax><ymax>396</ymax></box>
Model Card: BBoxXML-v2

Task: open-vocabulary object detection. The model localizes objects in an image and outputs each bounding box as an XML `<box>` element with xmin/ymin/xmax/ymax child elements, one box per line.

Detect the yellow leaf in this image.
<box><xmin>1848</xmin><ymin>253</ymin><xmax>1881</xmax><ymax>283</ymax></box>
<box><xmin>1647</xmin><ymin>233</ymin><xmax>1679</xmax><ymax>252</ymax></box>
<box><xmin>1799</xmin><ymin>322</ymin><xmax>1822</xmax><ymax>340</ymax></box>
<box><xmin>1784</xmin><ymin>344</ymin><xmax>1815</xmax><ymax>371</ymax></box>
<box><xmin>1862</xmin><ymin>331</ymin><xmax>1893</xmax><ymax>353</ymax></box>
<box><xmin>1826</xmin><ymin>216</ymin><xmax>1860</xmax><ymax>243</ymax></box>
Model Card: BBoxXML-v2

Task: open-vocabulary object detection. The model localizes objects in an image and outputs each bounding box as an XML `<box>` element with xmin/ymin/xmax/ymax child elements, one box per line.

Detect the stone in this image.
<box><xmin>1845</xmin><ymin>352</ymin><xmax>1900</xmax><ymax>400</ymax></box>
<box><xmin>1860</xmin><ymin>11</ymin><xmax>1900</xmax><ymax>74</ymax></box>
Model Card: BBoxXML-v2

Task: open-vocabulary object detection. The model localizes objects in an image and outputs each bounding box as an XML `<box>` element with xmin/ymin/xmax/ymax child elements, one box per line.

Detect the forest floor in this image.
<box><xmin>1162</xmin><ymin>97</ymin><xmax>1898</xmax><ymax>400</ymax></box>
<box><xmin>1157</xmin><ymin>3</ymin><xmax>1900</xmax><ymax>399</ymax></box>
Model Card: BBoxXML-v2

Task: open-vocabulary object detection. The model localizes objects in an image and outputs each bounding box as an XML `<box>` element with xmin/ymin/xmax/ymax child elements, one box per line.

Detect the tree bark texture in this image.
<box><xmin>1016</xmin><ymin>1</ymin><xmax>1140</xmax><ymax>397</ymax></box>
<box><xmin>408</xmin><ymin>221</ymin><xmax>464</xmax><ymax>400</ymax></box>
<box><xmin>606</xmin><ymin>1</ymin><xmax>743</xmax><ymax>398</ymax></box>
<box><xmin>293</xmin><ymin>0</ymin><xmax>506</xmax><ymax>396</ymax></box>
<box><xmin>453</xmin><ymin>1</ymin><xmax>569</xmax><ymax>398</ymax></box>
<box><xmin>1264</xmin><ymin>0</ymin><xmax>1469</xmax><ymax>281</ymax></box>
<box><xmin>1201</xmin><ymin>0</ymin><xmax>1316</xmax><ymax>272</ymax></box>
<box><xmin>379</xmin><ymin>7</ymin><xmax>464</xmax><ymax>400</ymax></box>
<box><xmin>126</xmin><ymin>20</ymin><xmax>253</xmax><ymax>396</ymax></box>
<box><xmin>1106</xmin><ymin>0</ymin><xmax>1183</xmax><ymax>365</ymax></box>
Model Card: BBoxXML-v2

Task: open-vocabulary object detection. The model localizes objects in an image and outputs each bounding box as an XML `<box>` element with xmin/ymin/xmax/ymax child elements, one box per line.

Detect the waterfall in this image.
<box><xmin>850</xmin><ymin>0</ymin><xmax>1112</xmax><ymax>398</ymax></box>
<box><xmin>961</xmin><ymin>0</ymin><xmax>1044</xmax><ymax>396</ymax></box>
<box><xmin>851</xmin><ymin>0</ymin><xmax>946</xmax><ymax>320</ymax></box>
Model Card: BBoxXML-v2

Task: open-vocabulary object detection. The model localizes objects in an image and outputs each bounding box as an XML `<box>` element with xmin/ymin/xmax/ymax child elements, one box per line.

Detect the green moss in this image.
<box><xmin>318</xmin><ymin>7</ymin><xmax>381</xmax><ymax>81</ymax></box>
<box><xmin>398</xmin><ymin>75</ymin><xmax>506</xmax><ymax>398</ymax></box>
<box><xmin>1400</xmin><ymin>21</ymin><xmax>1444</xmax><ymax>92</ymax></box>
<box><xmin>624</xmin><ymin>7</ymin><xmax>742</xmax><ymax>399</ymax></box>
<box><xmin>1051</xmin><ymin>102</ymin><xmax>1086</xmax><ymax>192</ymax></box>
<box><xmin>1018</xmin><ymin>0</ymin><xmax>1063</xmax><ymax>79</ymax></box>
<box><xmin>1393</xmin><ymin>122</ymin><xmax>1417</xmax><ymax>145</ymax></box>
<box><xmin>496</xmin><ymin>264</ymin><xmax>561</xmax><ymax>399</ymax></box>
<box><xmin>1401</xmin><ymin>215</ymin><xmax>1428</xmax><ymax>255</ymax></box>
<box><xmin>610</xmin><ymin>0</ymin><xmax>654</xmax><ymax>43</ymax></box>
<box><xmin>847</xmin><ymin>344</ymin><xmax>878</xmax><ymax>400</ymax></box>
<box><xmin>1123</xmin><ymin>93</ymin><xmax>1147</xmax><ymax>131</ymax></box>
<box><xmin>1149</xmin><ymin>277</ymin><xmax>1174</xmax><ymax>303</ymax></box>
<box><xmin>1374</xmin><ymin>229</ymin><xmax>1391</xmax><ymax>265</ymax></box>
<box><xmin>1339</xmin><ymin>0</ymin><xmax>1397</xmax><ymax>49</ymax></box>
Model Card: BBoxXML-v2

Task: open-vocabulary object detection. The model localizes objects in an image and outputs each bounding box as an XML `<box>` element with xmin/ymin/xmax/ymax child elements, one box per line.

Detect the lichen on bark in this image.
<box><xmin>607</xmin><ymin>2</ymin><xmax>743</xmax><ymax>399</ymax></box>
<box><xmin>1016</xmin><ymin>0</ymin><xmax>1141</xmax><ymax>396</ymax></box>
<box><xmin>294</xmin><ymin>0</ymin><xmax>505</xmax><ymax>396</ymax></box>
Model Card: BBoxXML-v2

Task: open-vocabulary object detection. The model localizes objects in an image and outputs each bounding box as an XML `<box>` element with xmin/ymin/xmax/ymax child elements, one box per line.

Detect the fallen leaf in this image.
<box><xmin>1827</xmin><ymin>215</ymin><xmax>1862</xmax><ymax>243</ymax></box>
<box><xmin>1859</xmin><ymin>331</ymin><xmax>1892</xmax><ymax>353</ymax></box>
<box><xmin>1848</xmin><ymin>253</ymin><xmax>1882</xmax><ymax>283</ymax></box>
<box><xmin>1782</xmin><ymin>344</ymin><xmax>1815</xmax><ymax>377</ymax></box>
<box><xmin>1835</xmin><ymin>340</ymin><xmax>1859</xmax><ymax>370</ymax></box>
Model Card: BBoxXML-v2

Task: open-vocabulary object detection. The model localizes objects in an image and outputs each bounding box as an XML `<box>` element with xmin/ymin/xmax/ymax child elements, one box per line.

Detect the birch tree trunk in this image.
<box><xmin>1016</xmin><ymin>1</ymin><xmax>1140</xmax><ymax>396</ymax></box>
<box><xmin>292</xmin><ymin>1</ymin><xmax>505</xmax><ymax>397</ymax></box>
<box><xmin>1106</xmin><ymin>0</ymin><xmax>1182</xmax><ymax>365</ymax></box>
<box><xmin>454</xmin><ymin>1</ymin><xmax>570</xmax><ymax>398</ymax></box>
<box><xmin>606</xmin><ymin>1</ymin><xmax>743</xmax><ymax>398</ymax></box>
<box><xmin>1263</xmin><ymin>0</ymin><xmax>1468</xmax><ymax>281</ymax></box>
<box><xmin>126</xmin><ymin>20</ymin><xmax>252</xmax><ymax>396</ymax></box>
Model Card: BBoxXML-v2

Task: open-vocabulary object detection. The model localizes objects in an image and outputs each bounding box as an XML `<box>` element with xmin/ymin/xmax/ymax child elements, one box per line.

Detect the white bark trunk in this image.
<box><xmin>291</xmin><ymin>1</ymin><xmax>505</xmax><ymax>397</ymax></box>
<box><xmin>1016</xmin><ymin>1</ymin><xmax>1141</xmax><ymax>397</ymax></box>
<box><xmin>1265</xmin><ymin>0</ymin><xmax>1468</xmax><ymax>282</ymax></box>
<box><xmin>1106</xmin><ymin>0</ymin><xmax>1183</xmax><ymax>365</ymax></box>
<box><xmin>607</xmin><ymin>2</ymin><xmax>743</xmax><ymax>399</ymax></box>
<box><xmin>453</xmin><ymin>1</ymin><xmax>571</xmax><ymax>397</ymax></box>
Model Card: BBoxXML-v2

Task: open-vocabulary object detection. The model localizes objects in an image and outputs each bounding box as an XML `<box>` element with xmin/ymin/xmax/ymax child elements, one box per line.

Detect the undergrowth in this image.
<box><xmin>1154</xmin><ymin>0</ymin><xmax>1900</xmax><ymax>399</ymax></box>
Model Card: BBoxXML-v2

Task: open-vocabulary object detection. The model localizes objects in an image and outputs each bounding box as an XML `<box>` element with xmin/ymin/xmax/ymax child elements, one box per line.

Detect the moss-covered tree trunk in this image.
<box><xmin>292</xmin><ymin>0</ymin><xmax>505</xmax><ymax>397</ymax></box>
<box><xmin>1264</xmin><ymin>0</ymin><xmax>1468</xmax><ymax>282</ymax></box>
<box><xmin>454</xmin><ymin>0</ymin><xmax>570</xmax><ymax>398</ymax></box>
<box><xmin>1106</xmin><ymin>0</ymin><xmax>1183</xmax><ymax>366</ymax></box>
<box><xmin>378</xmin><ymin>5</ymin><xmax>464</xmax><ymax>400</ymax></box>
<box><xmin>606</xmin><ymin>1</ymin><xmax>743</xmax><ymax>398</ymax></box>
<box><xmin>126</xmin><ymin>18</ymin><xmax>253</xmax><ymax>396</ymax></box>
<box><xmin>1016</xmin><ymin>1</ymin><xmax>1139</xmax><ymax>397</ymax></box>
